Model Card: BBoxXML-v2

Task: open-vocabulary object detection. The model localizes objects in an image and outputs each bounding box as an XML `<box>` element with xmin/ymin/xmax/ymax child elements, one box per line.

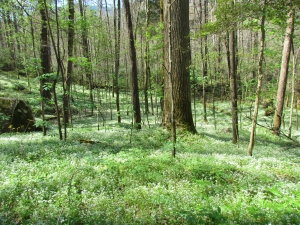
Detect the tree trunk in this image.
<box><xmin>163</xmin><ymin>0</ymin><xmax>196</xmax><ymax>133</ymax></box>
<box><xmin>123</xmin><ymin>0</ymin><xmax>142</xmax><ymax>129</ymax></box>
<box><xmin>144</xmin><ymin>0</ymin><xmax>150</xmax><ymax>115</ymax></box>
<box><xmin>202</xmin><ymin>0</ymin><xmax>208</xmax><ymax>123</ymax></box>
<box><xmin>79</xmin><ymin>0</ymin><xmax>94</xmax><ymax>115</ymax></box>
<box><xmin>0</xmin><ymin>20</ymin><xmax>4</xmax><ymax>49</ymax></box>
<box><xmin>42</xmin><ymin>0</ymin><xmax>64</xmax><ymax>140</ymax></box>
<box><xmin>113</xmin><ymin>0</ymin><xmax>121</xmax><ymax>123</ymax></box>
<box><xmin>273</xmin><ymin>8</ymin><xmax>294</xmax><ymax>135</ymax></box>
<box><xmin>64</xmin><ymin>0</ymin><xmax>75</xmax><ymax>124</ymax></box>
<box><xmin>288</xmin><ymin>48</ymin><xmax>300</xmax><ymax>138</ymax></box>
<box><xmin>248</xmin><ymin>1</ymin><xmax>266</xmax><ymax>156</ymax></box>
<box><xmin>229</xmin><ymin>2</ymin><xmax>238</xmax><ymax>144</ymax></box>
<box><xmin>230</xmin><ymin>31</ymin><xmax>239</xmax><ymax>143</ymax></box>
<box><xmin>39</xmin><ymin>0</ymin><xmax>51</xmax><ymax>100</ymax></box>
<box><xmin>159</xmin><ymin>0</ymin><xmax>164</xmax><ymax>114</ymax></box>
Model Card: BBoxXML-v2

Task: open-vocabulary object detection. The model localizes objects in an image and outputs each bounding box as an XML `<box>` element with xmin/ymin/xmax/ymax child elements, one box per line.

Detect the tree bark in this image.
<box><xmin>123</xmin><ymin>0</ymin><xmax>142</xmax><ymax>129</ymax></box>
<box><xmin>273</xmin><ymin>8</ymin><xmax>295</xmax><ymax>135</ymax></box>
<box><xmin>163</xmin><ymin>0</ymin><xmax>196</xmax><ymax>133</ymax></box>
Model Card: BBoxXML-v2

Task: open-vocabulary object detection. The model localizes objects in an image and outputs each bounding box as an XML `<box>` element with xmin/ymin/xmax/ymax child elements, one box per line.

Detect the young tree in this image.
<box><xmin>123</xmin><ymin>0</ymin><xmax>142</xmax><ymax>129</ymax></box>
<box><xmin>288</xmin><ymin>47</ymin><xmax>300</xmax><ymax>138</ymax></box>
<box><xmin>64</xmin><ymin>0</ymin><xmax>75</xmax><ymax>124</ymax></box>
<box><xmin>201</xmin><ymin>0</ymin><xmax>208</xmax><ymax>123</ymax></box>
<box><xmin>273</xmin><ymin>7</ymin><xmax>295</xmax><ymax>135</ymax></box>
<box><xmin>79</xmin><ymin>0</ymin><xmax>94</xmax><ymax>115</ymax></box>
<box><xmin>163</xmin><ymin>0</ymin><xmax>196</xmax><ymax>133</ymax></box>
<box><xmin>42</xmin><ymin>0</ymin><xmax>64</xmax><ymax>140</ymax></box>
<box><xmin>113</xmin><ymin>0</ymin><xmax>121</xmax><ymax>123</ymax></box>
<box><xmin>144</xmin><ymin>0</ymin><xmax>150</xmax><ymax>115</ymax></box>
<box><xmin>248</xmin><ymin>0</ymin><xmax>266</xmax><ymax>156</ymax></box>
<box><xmin>228</xmin><ymin>1</ymin><xmax>238</xmax><ymax>144</ymax></box>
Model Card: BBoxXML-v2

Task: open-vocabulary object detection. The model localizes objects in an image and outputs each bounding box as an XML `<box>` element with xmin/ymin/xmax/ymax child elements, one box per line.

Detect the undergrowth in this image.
<box><xmin>0</xmin><ymin>72</ymin><xmax>299</xmax><ymax>224</ymax></box>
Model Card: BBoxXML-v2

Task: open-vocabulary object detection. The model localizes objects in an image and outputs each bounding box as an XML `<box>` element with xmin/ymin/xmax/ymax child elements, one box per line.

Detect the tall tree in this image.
<box><xmin>39</xmin><ymin>0</ymin><xmax>51</xmax><ymax>100</ymax></box>
<box><xmin>273</xmin><ymin>7</ymin><xmax>295</xmax><ymax>135</ymax></box>
<box><xmin>64</xmin><ymin>0</ymin><xmax>75</xmax><ymax>124</ymax></box>
<box><xmin>43</xmin><ymin>0</ymin><xmax>64</xmax><ymax>140</ymax></box>
<box><xmin>288</xmin><ymin>47</ymin><xmax>300</xmax><ymax>138</ymax></box>
<box><xmin>38</xmin><ymin>0</ymin><xmax>51</xmax><ymax>136</ymax></box>
<box><xmin>229</xmin><ymin>1</ymin><xmax>239</xmax><ymax>144</ymax></box>
<box><xmin>123</xmin><ymin>0</ymin><xmax>142</xmax><ymax>129</ymax></box>
<box><xmin>113</xmin><ymin>0</ymin><xmax>121</xmax><ymax>123</ymax></box>
<box><xmin>144</xmin><ymin>0</ymin><xmax>150</xmax><ymax>115</ymax></box>
<box><xmin>201</xmin><ymin>0</ymin><xmax>208</xmax><ymax>123</ymax></box>
<box><xmin>159</xmin><ymin>0</ymin><xmax>164</xmax><ymax>112</ymax></box>
<box><xmin>79</xmin><ymin>0</ymin><xmax>94</xmax><ymax>115</ymax></box>
<box><xmin>162</xmin><ymin>0</ymin><xmax>196</xmax><ymax>133</ymax></box>
<box><xmin>248</xmin><ymin>0</ymin><xmax>266</xmax><ymax>156</ymax></box>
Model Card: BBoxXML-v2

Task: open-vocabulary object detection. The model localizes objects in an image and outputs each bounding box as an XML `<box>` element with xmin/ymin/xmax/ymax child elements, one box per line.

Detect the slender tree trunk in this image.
<box><xmin>123</xmin><ymin>0</ymin><xmax>142</xmax><ymax>129</ymax></box>
<box><xmin>104</xmin><ymin>0</ymin><xmax>114</xmax><ymax>101</ymax></box>
<box><xmin>160</xmin><ymin>0</ymin><xmax>164</xmax><ymax>114</ymax></box>
<box><xmin>248</xmin><ymin>1</ymin><xmax>266</xmax><ymax>156</ymax></box>
<box><xmin>288</xmin><ymin>47</ymin><xmax>299</xmax><ymax>138</ymax></box>
<box><xmin>167</xmin><ymin>0</ymin><xmax>176</xmax><ymax>157</ymax></box>
<box><xmin>229</xmin><ymin>2</ymin><xmax>238</xmax><ymax>143</ymax></box>
<box><xmin>0</xmin><ymin>20</ymin><xmax>4</xmax><ymax>48</ymax></box>
<box><xmin>144</xmin><ymin>0</ymin><xmax>150</xmax><ymax>115</ymax></box>
<box><xmin>43</xmin><ymin>0</ymin><xmax>64</xmax><ymax>140</ymax></box>
<box><xmin>79</xmin><ymin>0</ymin><xmax>94</xmax><ymax>115</ymax></box>
<box><xmin>113</xmin><ymin>0</ymin><xmax>121</xmax><ymax>123</ymax></box>
<box><xmin>202</xmin><ymin>0</ymin><xmax>208</xmax><ymax>122</ymax></box>
<box><xmin>64</xmin><ymin>0</ymin><xmax>75</xmax><ymax>125</ymax></box>
<box><xmin>273</xmin><ymin>8</ymin><xmax>295</xmax><ymax>135</ymax></box>
<box><xmin>4</xmin><ymin>8</ymin><xmax>17</xmax><ymax>71</ymax></box>
<box><xmin>54</xmin><ymin>0</ymin><xmax>65</xmax><ymax>139</ymax></box>
<box><xmin>230</xmin><ymin>31</ymin><xmax>238</xmax><ymax>143</ymax></box>
<box><xmin>297</xmin><ymin>78</ymin><xmax>300</xmax><ymax>112</ymax></box>
<box><xmin>252</xmin><ymin>31</ymin><xmax>259</xmax><ymax>79</ymax></box>
<box><xmin>12</xmin><ymin>11</ymin><xmax>21</xmax><ymax>53</ymax></box>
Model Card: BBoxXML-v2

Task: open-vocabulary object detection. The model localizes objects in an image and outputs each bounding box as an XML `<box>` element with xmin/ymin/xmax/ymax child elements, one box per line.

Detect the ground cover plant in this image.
<box><xmin>0</xmin><ymin>72</ymin><xmax>300</xmax><ymax>224</ymax></box>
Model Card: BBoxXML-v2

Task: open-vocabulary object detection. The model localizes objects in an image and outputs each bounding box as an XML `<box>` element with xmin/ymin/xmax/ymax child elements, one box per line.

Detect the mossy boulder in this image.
<box><xmin>0</xmin><ymin>98</ymin><xmax>35</xmax><ymax>133</ymax></box>
<box><xmin>264</xmin><ymin>106</ymin><xmax>275</xmax><ymax>116</ymax></box>
<box><xmin>12</xmin><ymin>83</ymin><xmax>26</xmax><ymax>91</ymax></box>
<box><xmin>262</xmin><ymin>99</ymin><xmax>274</xmax><ymax>108</ymax></box>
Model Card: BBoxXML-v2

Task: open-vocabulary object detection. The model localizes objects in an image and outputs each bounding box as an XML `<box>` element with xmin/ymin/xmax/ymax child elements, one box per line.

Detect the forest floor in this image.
<box><xmin>0</xmin><ymin>72</ymin><xmax>300</xmax><ymax>224</ymax></box>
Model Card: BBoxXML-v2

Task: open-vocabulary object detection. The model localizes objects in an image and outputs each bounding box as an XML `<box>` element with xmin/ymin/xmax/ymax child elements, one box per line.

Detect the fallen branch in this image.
<box><xmin>79</xmin><ymin>139</ymin><xmax>102</xmax><ymax>144</ymax></box>
<box><xmin>245</xmin><ymin>116</ymin><xmax>300</xmax><ymax>146</ymax></box>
